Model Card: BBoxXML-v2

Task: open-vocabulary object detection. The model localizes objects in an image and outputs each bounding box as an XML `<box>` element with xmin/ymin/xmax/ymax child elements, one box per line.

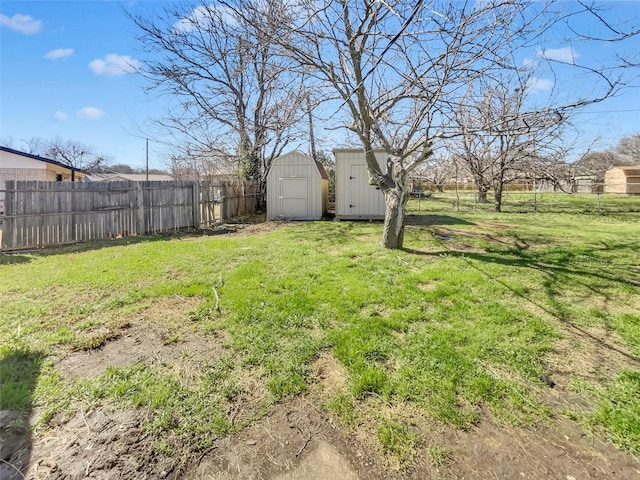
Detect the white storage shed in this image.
<box><xmin>334</xmin><ymin>148</ymin><xmax>387</xmax><ymax>220</ymax></box>
<box><xmin>266</xmin><ymin>151</ymin><xmax>328</xmax><ymax>220</ymax></box>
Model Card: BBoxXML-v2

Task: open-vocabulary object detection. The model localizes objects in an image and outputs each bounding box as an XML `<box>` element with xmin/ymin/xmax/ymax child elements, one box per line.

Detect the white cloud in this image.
<box><xmin>44</xmin><ymin>48</ymin><xmax>74</xmax><ymax>60</ymax></box>
<box><xmin>174</xmin><ymin>5</ymin><xmax>210</xmax><ymax>33</ymax></box>
<box><xmin>53</xmin><ymin>111</ymin><xmax>69</xmax><ymax>121</ymax></box>
<box><xmin>0</xmin><ymin>13</ymin><xmax>42</xmax><ymax>34</ymax></box>
<box><xmin>77</xmin><ymin>107</ymin><xmax>105</xmax><ymax>120</ymax></box>
<box><xmin>526</xmin><ymin>77</ymin><xmax>554</xmax><ymax>94</ymax></box>
<box><xmin>536</xmin><ymin>46</ymin><xmax>580</xmax><ymax>63</ymax></box>
<box><xmin>174</xmin><ymin>4</ymin><xmax>236</xmax><ymax>33</ymax></box>
<box><xmin>88</xmin><ymin>54</ymin><xmax>140</xmax><ymax>77</ymax></box>
<box><xmin>522</xmin><ymin>58</ymin><xmax>537</xmax><ymax>67</ymax></box>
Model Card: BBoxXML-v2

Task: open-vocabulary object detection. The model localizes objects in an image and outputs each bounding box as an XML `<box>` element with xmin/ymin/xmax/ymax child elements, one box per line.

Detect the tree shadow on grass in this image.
<box><xmin>0</xmin><ymin>222</ymin><xmax>257</xmax><ymax>265</ymax></box>
<box><xmin>403</xmin><ymin>244</ymin><xmax>640</xmax><ymax>365</ymax></box>
<box><xmin>0</xmin><ymin>349</ymin><xmax>42</xmax><ymax>480</ymax></box>
<box><xmin>406</xmin><ymin>214</ymin><xmax>476</xmax><ymax>226</ymax></box>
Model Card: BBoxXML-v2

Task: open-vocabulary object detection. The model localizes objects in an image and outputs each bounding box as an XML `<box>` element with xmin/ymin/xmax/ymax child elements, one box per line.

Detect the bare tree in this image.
<box><xmin>452</xmin><ymin>70</ymin><xmax>569</xmax><ymax>211</ymax></box>
<box><xmin>615</xmin><ymin>134</ymin><xmax>640</xmax><ymax>163</ymax></box>
<box><xmin>414</xmin><ymin>155</ymin><xmax>456</xmax><ymax>193</ymax></box>
<box><xmin>45</xmin><ymin>138</ymin><xmax>104</xmax><ymax>180</ymax></box>
<box><xmin>255</xmin><ymin>0</ymin><xmax>636</xmax><ymax>248</ymax></box>
<box><xmin>129</xmin><ymin>1</ymin><xmax>308</xmax><ymax>194</ymax></box>
<box><xmin>20</xmin><ymin>137</ymin><xmax>46</xmax><ymax>155</ymax></box>
<box><xmin>168</xmin><ymin>149</ymin><xmax>236</xmax><ymax>182</ymax></box>
<box><xmin>264</xmin><ymin>1</ymin><xmax>538</xmax><ymax>246</ymax></box>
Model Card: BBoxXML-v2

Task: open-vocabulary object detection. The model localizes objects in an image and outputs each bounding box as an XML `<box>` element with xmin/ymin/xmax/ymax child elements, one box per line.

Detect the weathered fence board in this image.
<box><xmin>0</xmin><ymin>180</ymin><xmax>258</xmax><ymax>251</ymax></box>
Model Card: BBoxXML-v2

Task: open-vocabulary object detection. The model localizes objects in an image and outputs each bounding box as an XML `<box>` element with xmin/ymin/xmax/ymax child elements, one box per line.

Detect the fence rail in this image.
<box><xmin>0</xmin><ymin>180</ymin><xmax>259</xmax><ymax>251</ymax></box>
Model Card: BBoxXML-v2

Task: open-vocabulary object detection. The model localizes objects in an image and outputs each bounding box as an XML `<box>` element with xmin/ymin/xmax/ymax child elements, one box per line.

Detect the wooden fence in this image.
<box><xmin>0</xmin><ymin>180</ymin><xmax>260</xmax><ymax>251</ymax></box>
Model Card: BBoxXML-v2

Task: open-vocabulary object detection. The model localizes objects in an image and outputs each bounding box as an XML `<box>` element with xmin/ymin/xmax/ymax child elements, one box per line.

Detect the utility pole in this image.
<box><xmin>306</xmin><ymin>93</ymin><xmax>316</xmax><ymax>161</ymax></box>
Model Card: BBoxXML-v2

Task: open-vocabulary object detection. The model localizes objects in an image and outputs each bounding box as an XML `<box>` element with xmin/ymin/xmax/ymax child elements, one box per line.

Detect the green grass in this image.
<box><xmin>412</xmin><ymin>191</ymin><xmax>640</xmax><ymax>215</ymax></box>
<box><xmin>325</xmin><ymin>392</ymin><xmax>358</xmax><ymax>427</ymax></box>
<box><xmin>1</xmin><ymin>196</ymin><xmax>639</xmax><ymax>462</ymax></box>
<box><xmin>0</xmin><ymin>346</ymin><xmax>43</xmax><ymax>411</ymax></box>
<box><xmin>377</xmin><ymin>419</ymin><xmax>418</xmax><ymax>465</ymax></box>
<box><xmin>589</xmin><ymin>370</ymin><xmax>640</xmax><ymax>455</ymax></box>
<box><xmin>427</xmin><ymin>446</ymin><xmax>452</xmax><ymax>467</ymax></box>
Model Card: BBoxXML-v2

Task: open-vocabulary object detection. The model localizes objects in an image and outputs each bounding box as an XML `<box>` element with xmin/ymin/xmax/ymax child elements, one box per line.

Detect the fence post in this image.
<box><xmin>1</xmin><ymin>180</ymin><xmax>15</xmax><ymax>250</ymax></box>
<box><xmin>136</xmin><ymin>182</ymin><xmax>145</xmax><ymax>235</ymax></box>
<box><xmin>191</xmin><ymin>181</ymin><xmax>201</xmax><ymax>228</ymax></box>
<box><xmin>220</xmin><ymin>183</ymin><xmax>229</xmax><ymax>221</ymax></box>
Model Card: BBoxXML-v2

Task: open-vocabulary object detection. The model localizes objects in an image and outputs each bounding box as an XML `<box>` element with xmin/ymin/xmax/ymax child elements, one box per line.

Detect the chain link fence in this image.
<box><xmin>409</xmin><ymin>188</ymin><xmax>640</xmax><ymax>215</ymax></box>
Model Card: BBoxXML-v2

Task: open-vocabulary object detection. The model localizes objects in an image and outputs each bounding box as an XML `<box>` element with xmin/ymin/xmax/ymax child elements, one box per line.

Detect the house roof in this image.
<box><xmin>0</xmin><ymin>146</ymin><xmax>89</xmax><ymax>174</ymax></box>
<box><xmin>88</xmin><ymin>173</ymin><xmax>174</xmax><ymax>182</ymax></box>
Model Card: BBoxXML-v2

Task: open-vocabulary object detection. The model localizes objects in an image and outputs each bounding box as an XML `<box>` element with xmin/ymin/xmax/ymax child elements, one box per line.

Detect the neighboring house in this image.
<box><xmin>573</xmin><ymin>174</ymin><xmax>603</xmax><ymax>194</ymax></box>
<box><xmin>0</xmin><ymin>146</ymin><xmax>88</xmax><ymax>215</ymax></box>
<box><xmin>87</xmin><ymin>173</ymin><xmax>174</xmax><ymax>182</ymax></box>
<box><xmin>604</xmin><ymin>166</ymin><xmax>640</xmax><ymax>194</ymax></box>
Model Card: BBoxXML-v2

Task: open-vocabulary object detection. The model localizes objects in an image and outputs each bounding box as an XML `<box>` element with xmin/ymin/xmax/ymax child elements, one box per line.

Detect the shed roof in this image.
<box><xmin>607</xmin><ymin>166</ymin><xmax>640</xmax><ymax>176</ymax></box>
<box><xmin>0</xmin><ymin>146</ymin><xmax>89</xmax><ymax>173</ymax></box>
<box><xmin>271</xmin><ymin>151</ymin><xmax>328</xmax><ymax>180</ymax></box>
<box><xmin>333</xmin><ymin>147</ymin><xmax>387</xmax><ymax>154</ymax></box>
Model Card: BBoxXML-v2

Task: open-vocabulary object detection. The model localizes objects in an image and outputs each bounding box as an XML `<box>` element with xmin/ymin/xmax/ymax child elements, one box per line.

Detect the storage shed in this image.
<box><xmin>604</xmin><ymin>166</ymin><xmax>640</xmax><ymax>194</ymax></box>
<box><xmin>266</xmin><ymin>151</ymin><xmax>328</xmax><ymax>220</ymax></box>
<box><xmin>334</xmin><ymin>148</ymin><xmax>387</xmax><ymax>220</ymax></box>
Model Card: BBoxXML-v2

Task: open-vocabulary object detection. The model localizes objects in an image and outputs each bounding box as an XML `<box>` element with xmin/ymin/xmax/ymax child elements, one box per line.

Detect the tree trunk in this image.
<box><xmin>381</xmin><ymin>186</ymin><xmax>409</xmax><ymax>249</ymax></box>
<box><xmin>494</xmin><ymin>188</ymin><xmax>503</xmax><ymax>212</ymax></box>
<box><xmin>476</xmin><ymin>188</ymin><xmax>488</xmax><ymax>203</ymax></box>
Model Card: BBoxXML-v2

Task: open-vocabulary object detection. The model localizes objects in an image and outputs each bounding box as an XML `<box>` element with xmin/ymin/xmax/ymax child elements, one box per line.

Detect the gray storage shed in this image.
<box><xmin>266</xmin><ymin>151</ymin><xmax>328</xmax><ymax>220</ymax></box>
<box><xmin>334</xmin><ymin>148</ymin><xmax>387</xmax><ymax>220</ymax></box>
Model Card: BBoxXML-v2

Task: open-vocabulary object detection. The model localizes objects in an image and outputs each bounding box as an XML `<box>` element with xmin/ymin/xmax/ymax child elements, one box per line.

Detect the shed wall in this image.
<box><xmin>266</xmin><ymin>151</ymin><xmax>327</xmax><ymax>220</ymax></box>
<box><xmin>604</xmin><ymin>167</ymin><xmax>640</xmax><ymax>194</ymax></box>
<box><xmin>335</xmin><ymin>149</ymin><xmax>387</xmax><ymax>219</ymax></box>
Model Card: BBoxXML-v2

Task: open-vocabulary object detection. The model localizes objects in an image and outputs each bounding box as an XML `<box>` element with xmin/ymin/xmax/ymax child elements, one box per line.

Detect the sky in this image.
<box><xmin>1</xmin><ymin>0</ymin><xmax>639</xmax><ymax>171</ymax></box>
<box><xmin>1</xmin><ymin>1</ymin><xmax>166</xmax><ymax>170</ymax></box>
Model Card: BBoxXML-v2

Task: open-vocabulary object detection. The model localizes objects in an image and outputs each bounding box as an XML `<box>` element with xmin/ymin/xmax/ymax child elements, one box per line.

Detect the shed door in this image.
<box><xmin>349</xmin><ymin>164</ymin><xmax>385</xmax><ymax>215</ymax></box>
<box><xmin>279</xmin><ymin>177</ymin><xmax>308</xmax><ymax>218</ymax></box>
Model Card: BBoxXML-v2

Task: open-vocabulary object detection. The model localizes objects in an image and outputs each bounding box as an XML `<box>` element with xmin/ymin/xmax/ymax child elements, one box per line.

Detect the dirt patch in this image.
<box><xmin>25</xmin><ymin>408</ymin><xmax>177</xmax><ymax>480</ymax></box>
<box><xmin>419</xmin><ymin>414</ymin><xmax>640</xmax><ymax>479</ymax></box>
<box><xmin>1</xmin><ymin>411</ymin><xmax>31</xmax><ymax>480</ymax></box>
<box><xmin>312</xmin><ymin>354</ymin><xmax>348</xmax><ymax>397</ymax></box>
<box><xmin>185</xmin><ymin>397</ymin><xmax>388</xmax><ymax>480</ymax></box>
<box><xmin>59</xmin><ymin>296</ymin><xmax>210</xmax><ymax>380</ymax></box>
<box><xmin>203</xmin><ymin>217</ymin><xmax>281</xmax><ymax>238</ymax></box>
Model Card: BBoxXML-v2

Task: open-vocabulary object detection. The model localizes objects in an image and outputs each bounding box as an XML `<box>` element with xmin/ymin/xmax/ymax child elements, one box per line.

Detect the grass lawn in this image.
<box><xmin>1</xmin><ymin>193</ymin><xmax>639</xmax><ymax>472</ymax></box>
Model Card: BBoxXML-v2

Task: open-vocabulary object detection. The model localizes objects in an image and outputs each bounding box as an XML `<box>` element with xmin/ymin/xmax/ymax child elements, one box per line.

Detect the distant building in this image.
<box><xmin>604</xmin><ymin>166</ymin><xmax>640</xmax><ymax>195</ymax></box>
<box><xmin>0</xmin><ymin>146</ymin><xmax>88</xmax><ymax>214</ymax></box>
